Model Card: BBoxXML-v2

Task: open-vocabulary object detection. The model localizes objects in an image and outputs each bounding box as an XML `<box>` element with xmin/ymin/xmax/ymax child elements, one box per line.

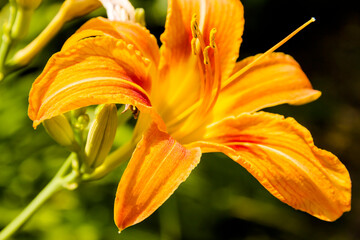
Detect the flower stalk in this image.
<box><xmin>83</xmin><ymin>140</ymin><xmax>135</xmax><ymax>181</ymax></box>
<box><xmin>8</xmin><ymin>0</ymin><xmax>100</xmax><ymax>68</ymax></box>
<box><xmin>0</xmin><ymin>0</ymin><xmax>17</xmax><ymax>81</ymax></box>
<box><xmin>0</xmin><ymin>154</ymin><xmax>79</xmax><ymax>240</ymax></box>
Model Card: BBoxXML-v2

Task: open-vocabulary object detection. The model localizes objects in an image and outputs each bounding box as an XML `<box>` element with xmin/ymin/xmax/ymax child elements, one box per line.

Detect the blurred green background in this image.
<box><xmin>0</xmin><ymin>0</ymin><xmax>359</xmax><ymax>239</ymax></box>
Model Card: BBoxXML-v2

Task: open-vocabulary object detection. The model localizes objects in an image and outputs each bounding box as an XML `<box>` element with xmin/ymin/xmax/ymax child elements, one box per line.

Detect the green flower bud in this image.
<box><xmin>16</xmin><ymin>0</ymin><xmax>42</xmax><ymax>10</ymax></box>
<box><xmin>43</xmin><ymin>114</ymin><xmax>77</xmax><ymax>150</ymax></box>
<box><xmin>85</xmin><ymin>104</ymin><xmax>118</xmax><ymax>169</ymax></box>
<box><xmin>135</xmin><ymin>8</ymin><xmax>146</xmax><ymax>26</ymax></box>
<box><xmin>61</xmin><ymin>0</ymin><xmax>102</xmax><ymax>22</ymax></box>
<box><xmin>74</xmin><ymin>114</ymin><xmax>90</xmax><ymax>131</ymax></box>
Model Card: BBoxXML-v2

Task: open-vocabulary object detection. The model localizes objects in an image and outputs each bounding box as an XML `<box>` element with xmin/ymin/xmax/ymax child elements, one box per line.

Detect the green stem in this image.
<box><xmin>10</xmin><ymin>8</ymin><xmax>33</xmax><ymax>40</ymax></box>
<box><xmin>83</xmin><ymin>140</ymin><xmax>135</xmax><ymax>181</ymax></box>
<box><xmin>0</xmin><ymin>154</ymin><xmax>78</xmax><ymax>240</ymax></box>
<box><xmin>7</xmin><ymin>6</ymin><xmax>68</xmax><ymax>68</ymax></box>
<box><xmin>0</xmin><ymin>0</ymin><xmax>17</xmax><ymax>80</ymax></box>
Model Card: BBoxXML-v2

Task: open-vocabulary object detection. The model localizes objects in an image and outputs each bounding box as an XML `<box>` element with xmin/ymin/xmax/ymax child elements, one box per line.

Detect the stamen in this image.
<box><xmin>191</xmin><ymin>14</ymin><xmax>199</xmax><ymax>38</ymax></box>
<box><xmin>203</xmin><ymin>46</ymin><xmax>211</xmax><ymax>65</ymax></box>
<box><xmin>206</xmin><ymin>29</ymin><xmax>221</xmax><ymax>114</ymax></box>
<box><xmin>190</xmin><ymin>13</ymin><xmax>207</xmax><ymax>56</ymax></box>
<box><xmin>173</xmin><ymin>18</ymin><xmax>316</xmax><ymax>139</ymax></box>
<box><xmin>190</xmin><ymin>13</ymin><xmax>209</xmax><ymax>102</ymax></box>
<box><xmin>209</xmin><ymin>28</ymin><xmax>217</xmax><ymax>48</ymax></box>
<box><xmin>191</xmin><ymin>38</ymin><xmax>197</xmax><ymax>55</ymax></box>
<box><xmin>223</xmin><ymin>17</ymin><xmax>316</xmax><ymax>88</ymax></box>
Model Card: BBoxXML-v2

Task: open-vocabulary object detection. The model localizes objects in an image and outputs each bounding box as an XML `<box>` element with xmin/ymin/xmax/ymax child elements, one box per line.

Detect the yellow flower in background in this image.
<box><xmin>28</xmin><ymin>0</ymin><xmax>351</xmax><ymax>232</ymax></box>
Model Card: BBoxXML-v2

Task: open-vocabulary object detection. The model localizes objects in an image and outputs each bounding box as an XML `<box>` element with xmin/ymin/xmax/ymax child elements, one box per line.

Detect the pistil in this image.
<box><xmin>223</xmin><ymin>17</ymin><xmax>316</xmax><ymax>89</ymax></box>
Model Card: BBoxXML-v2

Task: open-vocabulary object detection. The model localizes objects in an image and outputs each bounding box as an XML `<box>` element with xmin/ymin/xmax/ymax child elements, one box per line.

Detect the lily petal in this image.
<box><xmin>62</xmin><ymin>17</ymin><xmax>160</xmax><ymax>65</ymax></box>
<box><xmin>159</xmin><ymin>0</ymin><xmax>244</xmax><ymax>79</ymax></box>
<box><xmin>212</xmin><ymin>53</ymin><xmax>321</xmax><ymax>121</ymax></box>
<box><xmin>114</xmin><ymin>123</ymin><xmax>201</xmax><ymax>230</ymax></box>
<box><xmin>29</xmin><ymin>36</ymin><xmax>163</xmax><ymax>129</ymax></box>
<box><xmin>188</xmin><ymin>112</ymin><xmax>351</xmax><ymax>221</ymax></box>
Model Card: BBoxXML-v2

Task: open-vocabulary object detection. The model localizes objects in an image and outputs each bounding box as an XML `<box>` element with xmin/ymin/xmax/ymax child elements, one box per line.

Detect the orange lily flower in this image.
<box><xmin>28</xmin><ymin>0</ymin><xmax>351</xmax><ymax>231</ymax></box>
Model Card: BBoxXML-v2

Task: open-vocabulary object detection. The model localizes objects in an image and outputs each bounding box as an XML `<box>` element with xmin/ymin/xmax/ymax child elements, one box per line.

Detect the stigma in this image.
<box><xmin>224</xmin><ymin>17</ymin><xmax>316</xmax><ymax>88</ymax></box>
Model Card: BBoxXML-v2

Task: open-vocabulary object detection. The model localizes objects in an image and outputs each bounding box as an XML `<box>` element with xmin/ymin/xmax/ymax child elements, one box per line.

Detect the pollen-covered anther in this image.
<box><xmin>191</xmin><ymin>14</ymin><xmax>199</xmax><ymax>38</ymax></box>
<box><xmin>190</xmin><ymin>14</ymin><xmax>201</xmax><ymax>56</ymax></box>
<box><xmin>209</xmin><ymin>28</ymin><xmax>217</xmax><ymax>49</ymax></box>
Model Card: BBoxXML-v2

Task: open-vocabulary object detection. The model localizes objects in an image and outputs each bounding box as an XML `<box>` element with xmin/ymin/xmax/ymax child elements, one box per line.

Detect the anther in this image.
<box><xmin>209</xmin><ymin>28</ymin><xmax>217</xmax><ymax>48</ymax></box>
<box><xmin>203</xmin><ymin>46</ymin><xmax>211</xmax><ymax>65</ymax></box>
<box><xmin>191</xmin><ymin>14</ymin><xmax>199</xmax><ymax>38</ymax></box>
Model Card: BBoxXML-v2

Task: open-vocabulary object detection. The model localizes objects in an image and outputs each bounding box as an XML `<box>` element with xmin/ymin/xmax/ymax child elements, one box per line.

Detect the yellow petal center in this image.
<box><xmin>165</xmin><ymin>14</ymin><xmax>221</xmax><ymax>141</ymax></box>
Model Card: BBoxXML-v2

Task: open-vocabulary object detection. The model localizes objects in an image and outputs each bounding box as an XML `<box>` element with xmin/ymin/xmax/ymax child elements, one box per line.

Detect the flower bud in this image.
<box><xmin>85</xmin><ymin>104</ymin><xmax>118</xmax><ymax>169</ymax></box>
<box><xmin>74</xmin><ymin>114</ymin><xmax>90</xmax><ymax>131</ymax></box>
<box><xmin>16</xmin><ymin>0</ymin><xmax>42</xmax><ymax>10</ymax></box>
<box><xmin>61</xmin><ymin>0</ymin><xmax>102</xmax><ymax>22</ymax></box>
<box><xmin>135</xmin><ymin>8</ymin><xmax>146</xmax><ymax>26</ymax></box>
<box><xmin>43</xmin><ymin>114</ymin><xmax>77</xmax><ymax>150</ymax></box>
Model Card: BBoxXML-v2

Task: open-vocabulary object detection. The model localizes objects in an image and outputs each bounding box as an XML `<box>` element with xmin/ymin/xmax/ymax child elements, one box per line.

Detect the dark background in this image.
<box><xmin>0</xmin><ymin>0</ymin><xmax>359</xmax><ymax>239</ymax></box>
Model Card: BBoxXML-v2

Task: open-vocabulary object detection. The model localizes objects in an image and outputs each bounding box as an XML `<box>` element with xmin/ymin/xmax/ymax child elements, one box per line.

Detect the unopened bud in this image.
<box><xmin>61</xmin><ymin>0</ymin><xmax>102</xmax><ymax>22</ymax></box>
<box><xmin>16</xmin><ymin>0</ymin><xmax>42</xmax><ymax>10</ymax></box>
<box><xmin>85</xmin><ymin>104</ymin><xmax>118</xmax><ymax>169</ymax></box>
<box><xmin>74</xmin><ymin>114</ymin><xmax>90</xmax><ymax>131</ymax></box>
<box><xmin>135</xmin><ymin>8</ymin><xmax>146</xmax><ymax>26</ymax></box>
<box><xmin>43</xmin><ymin>114</ymin><xmax>77</xmax><ymax>150</ymax></box>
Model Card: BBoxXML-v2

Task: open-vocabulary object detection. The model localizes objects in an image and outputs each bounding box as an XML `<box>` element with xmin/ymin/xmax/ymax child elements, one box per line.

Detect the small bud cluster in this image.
<box><xmin>43</xmin><ymin>104</ymin><xmax>122</xmax><ymax>175</ymax></box>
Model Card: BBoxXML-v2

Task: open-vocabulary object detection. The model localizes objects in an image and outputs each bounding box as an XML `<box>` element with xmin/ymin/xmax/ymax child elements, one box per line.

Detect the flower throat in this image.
<box><xmin>168</xmin><ymin>17</ymin><xmax>316</xmax><ymax>142</ymax></box>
